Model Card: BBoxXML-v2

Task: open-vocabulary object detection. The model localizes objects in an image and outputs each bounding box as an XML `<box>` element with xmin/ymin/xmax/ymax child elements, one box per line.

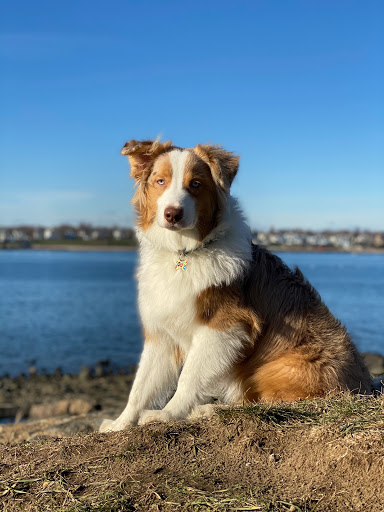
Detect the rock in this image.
<box><xmin>29</xmin><ymin>400</ymin><xmax>71</xmax><ymax>419</ymax></box>
<box><xmin>53</xmin><ymin>368</ymin><xmax>63</xmax><ymax>378</ymax></box>
<box><xmin>0</xmin><ymin>403</ymin><xmax>18</xmax><ymax>419</ymax></box>
<box><xmin>372</xmin><ymin>376</ymin><xmax>384</xmax><ymax>395</ymax></box>
<box><xmin>362</xmin><ymin>353</ymin><xmax>384</xmax><ymax>376</ymax></box>
<box><xmin>0</xmin><ymin>410</ymin><xmax>110</xmax><ymax>445</ymax></box>
<box><xmin>95</xmin><ymin>360</ymin><xmax>111</xmax><ymax>377</ymax></box>
<box><xmin>29</xmin><ymin>399</ymin><xmax>95</xmax><ymax>419</ymax></box>
<box><xmin>79</xmin><ymin>366</ymin><xmax>92</xmax><ymax>380</ymax></box>
<box><xmin>3</xmin><ymin>378</ymin><xmax>19</xmax><ymax>391</ymax></box>
<box><xmin>95</xmin><ymin>364</ymin><xmax>105</xmax><ymax>378</ymax></box>
<box><xmin>68</xmin><ymin>398</ymin><xmax>95</xmax><ymax>415</ymax></box>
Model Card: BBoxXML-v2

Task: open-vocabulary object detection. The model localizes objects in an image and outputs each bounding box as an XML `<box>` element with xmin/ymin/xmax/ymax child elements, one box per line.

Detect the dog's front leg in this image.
<box><xmin>139</xmin><ymin>325</ymin><xmax>247</xmax><ymax>424</ymax></box>
<box><xmin>99</xmin><ymin>338</ymin><xmax>179</xmax><ymax>432</ymax></box>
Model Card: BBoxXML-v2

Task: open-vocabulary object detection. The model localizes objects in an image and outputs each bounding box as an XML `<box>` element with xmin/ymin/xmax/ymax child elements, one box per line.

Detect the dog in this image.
<box><xmin>100</xmin><ymin>139</ymin><xmax>371</xmax><ymax>432</ymax></box>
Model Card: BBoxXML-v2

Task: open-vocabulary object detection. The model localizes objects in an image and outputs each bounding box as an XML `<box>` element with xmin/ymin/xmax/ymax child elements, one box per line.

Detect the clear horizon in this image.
<box><xmin>1</xmin><ymin>1</ymin><xmax>383</xmax><ymax>231</ymax></box>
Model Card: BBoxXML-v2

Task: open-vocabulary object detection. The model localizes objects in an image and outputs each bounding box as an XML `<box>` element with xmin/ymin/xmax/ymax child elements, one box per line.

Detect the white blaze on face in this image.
<box><xmin>156</xmin><ymin>150</ymin><xmax>197</xmax><ymax>229</ymax></box>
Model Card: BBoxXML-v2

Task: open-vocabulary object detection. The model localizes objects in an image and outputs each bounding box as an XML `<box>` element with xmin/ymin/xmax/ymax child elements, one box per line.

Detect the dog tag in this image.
<box><xmin>175</xmin><ymin>252</ymin><xmax>187</xmax><ymax>271</ymax></box>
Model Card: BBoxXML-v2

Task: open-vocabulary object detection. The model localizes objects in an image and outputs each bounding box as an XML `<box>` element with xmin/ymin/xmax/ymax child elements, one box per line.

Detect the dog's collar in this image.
<box><xmin>175</xmin><ymin>235</ymin><xmax>219</xmax><ymax>271</ymax></box>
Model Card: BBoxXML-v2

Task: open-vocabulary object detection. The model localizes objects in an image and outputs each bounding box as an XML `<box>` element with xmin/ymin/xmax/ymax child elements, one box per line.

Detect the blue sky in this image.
<box><xmin>1</xmin><ymin>0</ymin><xmax>383</xmax><ymax>230</ymax></box>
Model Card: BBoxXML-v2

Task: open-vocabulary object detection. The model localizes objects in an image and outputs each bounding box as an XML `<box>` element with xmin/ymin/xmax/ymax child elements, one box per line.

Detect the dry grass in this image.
<box><xmin>1</xmin><ymin>393</ymin><xmax>384</xmax><ymax>512</ymax></box>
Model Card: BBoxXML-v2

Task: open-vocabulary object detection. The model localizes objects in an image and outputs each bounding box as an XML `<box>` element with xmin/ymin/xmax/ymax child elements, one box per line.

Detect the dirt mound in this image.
<box><xmin>1</xmin><ymin>395</ymin><xmax>383</xmax><ymax>512</ymax></box>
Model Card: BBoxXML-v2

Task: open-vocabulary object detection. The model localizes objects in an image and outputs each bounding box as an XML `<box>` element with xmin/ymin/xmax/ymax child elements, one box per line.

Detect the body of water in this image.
<box><xmin>0</xmin><ymin>250</ymin><xmax>383</xmax><ymax>377</ymax></box>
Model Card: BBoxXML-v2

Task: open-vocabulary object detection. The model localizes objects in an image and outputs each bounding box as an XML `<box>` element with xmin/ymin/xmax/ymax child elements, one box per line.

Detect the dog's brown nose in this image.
<box><xmin>164</xmin><ymin>207</ymin><xmax>184</xmax><ymax>224</ymax></box>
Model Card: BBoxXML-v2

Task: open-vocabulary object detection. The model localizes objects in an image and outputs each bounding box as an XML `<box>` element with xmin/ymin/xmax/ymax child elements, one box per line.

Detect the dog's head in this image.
<box><xmin>121</xmin><ymin>139</ymin><xmax>239</xmax><ymax>247</ymax></box>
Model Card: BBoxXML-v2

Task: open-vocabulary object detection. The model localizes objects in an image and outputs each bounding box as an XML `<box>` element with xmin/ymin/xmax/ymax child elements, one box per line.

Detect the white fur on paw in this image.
<box><xmin>188</xmin><ymin>404</ymin><xmax>217</xmax><ymax>420</ymax></box>
<box><xmin>99</xmin><ymin>418</ymin><xmax>115</xmax><ymax>432</ymax></box>
<box><xmin>138</xmin><ymin>409</ymin><xmax>172</xmax><ymax>425</ymax></box>
<box><xmin>99</xmin><ymin>418</ymin><xmax>127</xmax><ymax>433</ymax></box>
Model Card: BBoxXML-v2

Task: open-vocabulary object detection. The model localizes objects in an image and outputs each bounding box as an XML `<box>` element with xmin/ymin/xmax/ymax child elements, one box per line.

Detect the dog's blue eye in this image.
<box><xmin>157</xmin><ymin>179</ymin><xmax>165</xmax><ymax>185</ymax></box>
<box><xmin>190</xmin><ymin>181</ymin><xmax>200</xmax><ymax>189</ymax></box>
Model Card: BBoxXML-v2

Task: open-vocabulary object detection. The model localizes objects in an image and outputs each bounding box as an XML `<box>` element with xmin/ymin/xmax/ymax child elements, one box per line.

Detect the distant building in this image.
<box><xmin>1</xmin><ymin>224</ymin><xmax>382</xmax><ymax>251</ymax></box>
<box><xmin>32</xmin><ymin>228</ymin><xmax>45</xmax><ymax>240</ymax></box>
<box><xmin>373</xmin><ymin>233</ymin><xmax>384</xmax><ymax>248</ymax></box>
<box><xmin>43</xmin><ymin>228</ymin><xmax>59</xmax><ymax>240</ymax></box>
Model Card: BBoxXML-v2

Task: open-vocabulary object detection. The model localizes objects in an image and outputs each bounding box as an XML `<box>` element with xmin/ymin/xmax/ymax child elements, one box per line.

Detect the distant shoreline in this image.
<box><xmin>269</xmin><ymin>245</ymin><xmax>384</xmax><ymax>254</ymax></box>
<box><xmin>24</xmin><ymin>243</ymin><xmax>384</xmax><ymax>254</ymax></box>
<box><xmin>31</xmin><ymin>243</ymin><xmax>138</xmax><ymax>252</ymax></box>
<box><xmin>1</xmin><ymin>241</ymin><xmax>383</xmax><ymax>254</ymax></box>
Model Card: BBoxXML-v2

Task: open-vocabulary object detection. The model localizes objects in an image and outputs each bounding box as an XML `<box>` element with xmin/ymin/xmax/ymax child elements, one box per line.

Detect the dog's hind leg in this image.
<box><xmin>243</xmin><ymin>351</ymin><xmax>331</xmax><ymax>402</ymax></box>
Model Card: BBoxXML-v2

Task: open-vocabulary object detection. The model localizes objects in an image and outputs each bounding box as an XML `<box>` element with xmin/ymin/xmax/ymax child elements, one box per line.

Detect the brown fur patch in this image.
<box><xmin>231</xmin><ymin>245</ymin><xmax>372</xmax><ymax>402</ymax></box>
<box><xmin>135</xmin><ymin>156</ymin><xmax>173</xmax><ymax>230</ymax></box>
<box><xmin>194</xmin><ymin>144</ymin><xmax>239</xmax><ymax>190</ymax></box>
<box><xmin>242</xmin><ymin>352</ymin><xmax>328</xmax><ymax>402</ymax></box>
<box><xmin>173</xmin><ymin>346</ymin><xmax>184</xmax><ymax>367</ymax></box>
<box><xmin>183</xmin><ymin>153</ymin><xmax>220</xmax><ymax>240</ymax></box>
<box><xmin>121</xmin><ymin>139</ymin><xmax>177</xmax><ymax>229</ymax></box>
<box><xmin>143</xmin><ymin>329</ymin><xmax>157</xmax><ymax>344</ymax></box>
<box><xmin>196</xmin><ymin>283</ymin><xmax>262</xmax><ymax>341</ymax></box>
<box><xmin>121</xmin><ymin>139</ymin><xmax>173</xmax><ymax>179</ymax></box>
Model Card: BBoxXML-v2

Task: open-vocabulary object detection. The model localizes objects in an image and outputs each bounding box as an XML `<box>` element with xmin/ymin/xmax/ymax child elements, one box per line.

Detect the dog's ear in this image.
<box><xmin>121</xmin><ymin>139</ymin><xmax>173</xmax><ymax>181</ymax></box>
<box><xmin>194</xmin><ymin>144</ymin><xmax>239</xmax><ymax>190</ymax></box>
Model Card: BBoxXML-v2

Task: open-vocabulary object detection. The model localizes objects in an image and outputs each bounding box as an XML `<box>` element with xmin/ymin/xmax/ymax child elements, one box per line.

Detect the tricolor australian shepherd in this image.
<box><xmin>100</xmin><ymin>139</ymin><xmax>371</xmax><ymax>432</ymax></box>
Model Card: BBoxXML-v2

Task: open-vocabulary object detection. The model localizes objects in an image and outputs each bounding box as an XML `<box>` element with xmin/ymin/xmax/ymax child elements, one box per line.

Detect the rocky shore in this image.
<box><xmin>0</xmin><ymin>363</ymin><xmax>135</xmax><ymax>444</ymax></box>
<box><xmin>0</xmin><ymin>353</ymin><xmax>383</xmax><ymax>445</ymax></box>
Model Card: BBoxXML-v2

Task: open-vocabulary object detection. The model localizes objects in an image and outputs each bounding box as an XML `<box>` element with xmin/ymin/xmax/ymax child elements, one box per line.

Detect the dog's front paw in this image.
<box><xmin>188</xmin><ymin>404</ymin><xmax>217</xmax><ymax>420</ymax></box>
<box><xmin>99</xmin><ymin>418</ymin><xmax>115</xmax><ymax>432</ymax></box>
<box><xmin>138</xmin><ymin>409</ymin><xmax>173</xmax><ymax>425</ymax></box>
<box><xmin>99</xmin><ymin>418</ymin><xmax>128</xmax><ymax>433</ymax></box>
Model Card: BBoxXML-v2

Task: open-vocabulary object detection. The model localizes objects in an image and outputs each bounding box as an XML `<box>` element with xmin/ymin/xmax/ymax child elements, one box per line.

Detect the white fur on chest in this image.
<box><xmin>138</xmin><ymin>251</ymin><xmax>197</xmax><ymax>342</ymax></box>
<box><xmin>136</xmin><ymin>197</ymin><xmax>253</xmax><ymax>346</ymax></box>
<box><xmin>138</xmin><ymin>246</ymin><xmax>251</xmax><ymax>346</ymax></box>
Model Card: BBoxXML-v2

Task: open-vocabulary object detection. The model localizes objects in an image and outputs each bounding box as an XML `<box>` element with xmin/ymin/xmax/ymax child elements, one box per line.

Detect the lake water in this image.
<box><xmin>0</xmin><ymin>250</ymin><xmax>383</xmax><ymax>377</ymax></box>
